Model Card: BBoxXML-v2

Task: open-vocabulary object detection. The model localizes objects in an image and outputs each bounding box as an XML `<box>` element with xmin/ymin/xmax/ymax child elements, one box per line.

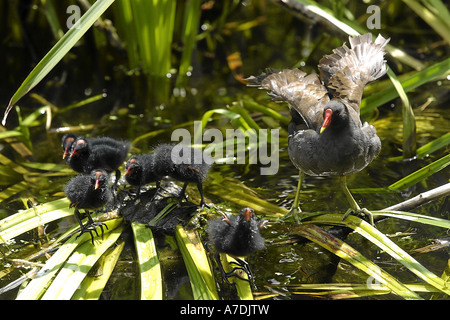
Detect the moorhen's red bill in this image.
<box><xmin>67</xmin><ymin>136</ymin><xmax>130</xmax><ymax>190</ymax></box>
<box><xmin>247</xmin><ymin>33</ymin><xmax>389</xmax><ymax>224</ymax></box>
<box><xmin>152</xmin><ymin>143</ymin><xmax>211</xmax><ymax>207</ymax></box>
<box><xmin>207</xmin><ymin>207</ymin><xmax>267</xmax><ymax>283</ymax></box>
<box><xmin>64</xmin><ymin>169</ymin><xmax>113</xmax><ymax>244</ymax></box>
<box><xmin>125</xmin><ymin>154</ymin><xmax>161</xmax><ymax>195</ymax></box>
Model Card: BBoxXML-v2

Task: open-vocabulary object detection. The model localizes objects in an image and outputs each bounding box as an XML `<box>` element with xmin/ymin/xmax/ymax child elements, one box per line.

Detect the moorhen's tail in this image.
<box><xmin>246</xmin><ymin>68</ymin><xmax>329</xmax><ymax>130</ymax></box>
<box><xmin>318</xmin><ymin>33</ymin><xmax>390</xmax><ymax>113</ymax></box>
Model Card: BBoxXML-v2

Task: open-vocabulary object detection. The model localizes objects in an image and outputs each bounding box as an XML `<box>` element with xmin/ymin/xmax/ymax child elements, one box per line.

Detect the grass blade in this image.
<box><xmin>16</xmin><ymin>218</ymin><xmax>123</xmax><ymax>300</ymax></box>
<box><xmin>0</xmin><ymin>198</ymin><xmax>72</xmax><ymax>243</ymax></box>
<box><xmin>373</xmin><ymin>210</ymin><xmax>450</xmax><ymax>229</ymax></box>
<box><xmin>304</xmin><ymin>214</ymin><xmax>450</xmax><ymax>296</ymax></box>
<box><xmin>293</xmin><ymin>223</ymin><xmax>422</xmax><ymax>299</ymax></box>
<box><xmin>402</xmin><ymin>0</ymin><xmax>450</xmax><ymax>43</ymax></box>
<box><xmin>386</xmin><ymin>69</ymin><xmax>416</xmax><ymax>158</ymax></box>
<box><xmin>207</xmin><ymin>177</ymin><xmax>287</xmax><ymax>219</ymax></box>
<box><xmin>175</xmin><ymin>225</ymin><xmax>218</xmax><ymax>300</ymax></box>
<box><xmin>72</xmin><ymin>239</ymin><xmax>125</xmax><ymax>300</ymax></box>
<box><xmin>41</xmin><ymin>222</ymin><xmax>124</xmax><ymax>300</ymax></box>
<box><xmin>389</xmin><ymin>132</ymin><xmax>450</xmax><ymax>161</ymax></box>
<box><xmin>361</xmin><ymin>57</ymin><xmax>450</xmax><ymax>114</ymax></box>
<box><xmin>2</xmin><ymin>0</ymin><xmax>115</xmax><ymax>125</ymax></box>
<box><xmin>388</xmin><ymin>153</ymin><xmax>450</xmax><ymax>191</ymax></box>
<box><xmin>131</xmin><ymin>222</ymin><xmax>163</xmax><ymax>300</ymax></box>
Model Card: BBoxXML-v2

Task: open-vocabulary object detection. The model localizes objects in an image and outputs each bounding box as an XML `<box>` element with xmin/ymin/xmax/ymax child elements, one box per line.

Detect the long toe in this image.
<box><xmin>199</xmin><ymin>200</ymin><xmax>210</xmax><ymax>209</ymax></box>
<box><xmin>342</xmin><ymin>207</ymin><xmax>375</xmax><ymax>226</ymax></box>
<box><xmin>224</xmin><ymin>267</ymin><xmax>252</xmax><ymax>283</ymax></box>
<box><xmin>282</xmin><ymin>206</ymin><xmax>302</xmax><ymax>223</ymax></box>
<box><xmin>76</xmin><ymin>223</ymin><xmax>101</xmax><ymax>245</ymax></box>
<box><xmin>91</xmin><ymin>222</ymin><xmax>109</xmax><ymax>239</ymax></box>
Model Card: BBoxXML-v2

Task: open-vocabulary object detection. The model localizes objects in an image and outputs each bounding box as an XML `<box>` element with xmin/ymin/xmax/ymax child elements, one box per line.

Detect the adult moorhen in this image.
<box><xmin>124</xmin><ymin>153</ymin><xmax>161</xmax><ymax>195</ymax></box>
<box><xmin>207</xmin><ymin>207</ymin><xmax>267</xmax><ymax>283</ymax></box>
<box><xmin>68</xmin><ymin>136</ymin><xmax>130</xmax><ymax>189</ymax></box>
<box><xmin>64</xmin><ymin>169</ymin><xmax>113</xmax><ymax>244</ymax></box>
<box><xmin>247</xmin><ymin>33</ymin><xmax>389</xmax><ymax>224</ymax></box>
<box><xmin>152</xmin><ymin>143</ymin><xmax>211</xmax><ymax>207</ymax></box>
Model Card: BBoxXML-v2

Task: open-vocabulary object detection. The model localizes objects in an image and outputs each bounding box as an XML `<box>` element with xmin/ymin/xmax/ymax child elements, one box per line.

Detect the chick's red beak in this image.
<box><xmin>320</xmin><ymin>108</ymin><xmax>333</xmax><ymax>134</ymax></box>
<box><xmin>94</xmin><ymin>171</ymin><xmax>102</xmax><ymax>190</ymax></box>
<box><xmin>69</xmin><ymin>148</ymin><xmax>77</xmax><ymax>157</ymax></box>
<box><xmin>242</xmin><ymin>208</ymin><xmax>253</xmax><ymax>222</ymax></box>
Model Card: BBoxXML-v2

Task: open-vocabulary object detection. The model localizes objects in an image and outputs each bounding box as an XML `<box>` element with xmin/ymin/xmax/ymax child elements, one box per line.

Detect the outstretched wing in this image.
<box><xmin>318</xmin><ymin>33</ymin><xmax>390</xmax><ymax>113</ymax></box>
<box><xmin>246</xmin><ymin>68</ymin><xmax>329</xmax><ymax>130</ymax></box>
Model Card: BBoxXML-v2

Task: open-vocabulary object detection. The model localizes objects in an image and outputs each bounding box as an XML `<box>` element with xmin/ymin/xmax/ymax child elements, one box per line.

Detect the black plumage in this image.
<box><xmin>67</xmin><ymin>136</ymin><xmax>130</xmax><ymax>189</ymax></box>
<box><xmin>64</xmin><ymin>169</ymin><xmax>113</xmax><ymax>244</ymax></box>
<box><xmin>246</xmin><ymin>33</ymin><xmax>389</xmax><ymax>223</ymax></box>
<box><xmin>124</xmin><ymin>154</ymin><xmax>161</xmax><ymax>195</ymax></box>
<box><xmin>152</xmin><ymin>144</ymin><xmax>211</xmax><ymax>207</ymax></box>
<box><xmin>207</xmin><ymin>207</ymin><xmax>266</xmax><ymax>283</ymax></box>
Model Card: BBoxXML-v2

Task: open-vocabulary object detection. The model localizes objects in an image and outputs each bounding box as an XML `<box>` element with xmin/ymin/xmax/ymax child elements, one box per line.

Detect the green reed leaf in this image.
<box><xmin>131</xmin><ymin>222</ymin><xmax>163</xmax><ymax>300</ymax></box>
<box><xmin>175</xmin><ymin>225</ymin><xmax>218</xmax><ymax>300</ymax></box>
<box><xmin>2</xmin><ymin>0</ymin><xmax>115</xmax><ymax>126</ymax></box>
<box><xmin>293</xmin><ymin>223</ymin><xmax>422</xmax><ymax>299</ymax></box>
<box><xmin>388</xmin><ymin>153</ymin><xmax>450</xmax><ymax>191</ymax></box>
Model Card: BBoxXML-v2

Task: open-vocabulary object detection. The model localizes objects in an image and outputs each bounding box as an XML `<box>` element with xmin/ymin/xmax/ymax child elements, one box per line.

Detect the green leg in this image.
<box><xmin>282</xmin><ymin>171</ymin><xmax>304</xmax><ymax>223</ymax></box>
<box><xmin>340</xmin><ymin>175</ymin><xmax>375</xmax><ymax>226</ymax></box>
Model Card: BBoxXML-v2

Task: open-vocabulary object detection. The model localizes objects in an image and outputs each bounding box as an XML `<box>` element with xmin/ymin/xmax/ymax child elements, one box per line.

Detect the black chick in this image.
<box><xmin>61</xmin><ymin>133</ymin><xmax>79</xmax><ymax>160</ymax></box>
<box><xmin>124</xmin><ymin>154</ymin><xmax>161</xmax><ymax>195</ymax></box>
<box><xmin>64</xmin><ymin>169</ymin><xmax>113</xmax><ymax>244</ymax></box>
<box><xmin>68</xmin><ymin>136</ymin><xmax>130</xmax><ymax>189</ymax></box>
<box><xmin>152</xmin><ymin>143</ymin><xmax>211</xmax><ymax>207</ymax></box>
<box><xmin>207</xmin><ymin>207</ymin><xmax>266</xmax><ymax>283</ymax></box>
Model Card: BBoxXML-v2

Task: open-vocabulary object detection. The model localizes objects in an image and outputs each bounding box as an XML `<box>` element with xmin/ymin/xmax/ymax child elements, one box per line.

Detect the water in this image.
<box><xmin>0</xmin><ymin>1</ymin><xmax>449</xmax><ymax>300</ymax></box>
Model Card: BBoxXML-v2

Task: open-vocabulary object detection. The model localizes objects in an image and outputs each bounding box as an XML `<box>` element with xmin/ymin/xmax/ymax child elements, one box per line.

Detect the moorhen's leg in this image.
<box><xmin>340</xmin><ymin>175</ymin><xmax>375</xmax><ymax>226</ymax></box>
<box><xmin>282</xmin><ymin>171</ymin><xmax>304</xmax><ymax>223</ymax></box>
<box><xmin>113</xmin><ymin>169</ymin><xmax>121</xmax><ymax>191</ymax></box>
<box><xmin>196</xmin><ymin>182</ymin><xmax>209</xmax><ymax>208</ymax></box>
<box><xmin>215</xmin><ymin>252</ymin><xmax>234</xmax><ymax>285</ymax></box>
<box><xmin>150</xmin><ymin>180</ymin><xmax>174</xmax><ymax>202</ymax></box>
<box><xmin>177</xmin><ymin>182</ymin><xmax>189</xmax><ymax>204</ymax></box>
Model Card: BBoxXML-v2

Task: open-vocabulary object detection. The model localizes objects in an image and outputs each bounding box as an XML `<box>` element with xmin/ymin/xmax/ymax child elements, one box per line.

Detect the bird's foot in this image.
<box><xmin>223</xmin><ymin>259</ymin><xmax>254</xmax><ymax>285</ymax></box>
<box><xmin>199</xmin><ymin>200</ymin><xmax>210</xmax><ymax>209</ymax></box>
<box><xmin>76</xmin><ymin>222</ymin><xmax>109</xmax><ymax>245</ymax></box>
<box><xmin>215</xmin><ymin>253</ymin><xmax>254</xmax><ymax>286</ymax></box>
<box><xmin>342</xmin><ymin>207</ymin><xmax>375</xmax><ymax>226</ymax></box>
<box><xmin>281</xmin><ymin>206</ymin><xmax>302</xmax><ymax>224</ymax></box>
